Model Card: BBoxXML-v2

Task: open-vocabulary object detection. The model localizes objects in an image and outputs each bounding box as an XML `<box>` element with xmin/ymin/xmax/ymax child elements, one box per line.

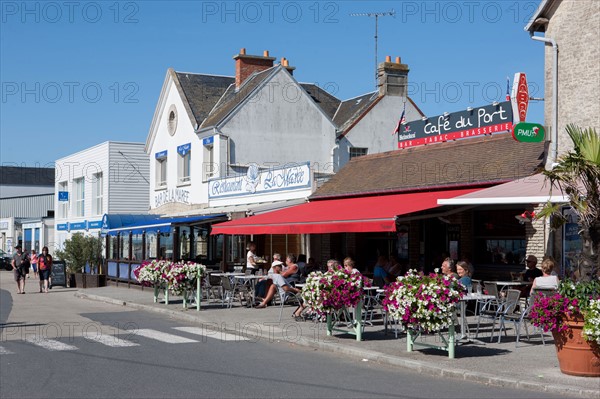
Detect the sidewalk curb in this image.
<box><xmin>75</xmin><ymin>291</ymin><xmax>596</xmax><ymax>398</ymax></box>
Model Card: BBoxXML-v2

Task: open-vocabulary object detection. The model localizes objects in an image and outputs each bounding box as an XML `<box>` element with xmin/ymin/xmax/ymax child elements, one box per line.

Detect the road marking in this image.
<box><xmin>133</xmin><ymin>329</ymin><xmax>198</xmax><ymax>344</ymax></box>
<box><xmin>173</xmin><ymin>326</ymin><xmax>249</xmax><ymax>342</ymax></box>
<box><xmin>0</xmin><ymin>346</ymin><xmax>14</xmax><ymax>355</ymax></box>
<box><xmin>24</xmin><ymin>338</ymin><xmax>78</xmax><ymax>351</ymax></box>
<box><xmin>84</xmin><ymin>334</ymin><xmax>139</xmax><ymax>347</ymax></box>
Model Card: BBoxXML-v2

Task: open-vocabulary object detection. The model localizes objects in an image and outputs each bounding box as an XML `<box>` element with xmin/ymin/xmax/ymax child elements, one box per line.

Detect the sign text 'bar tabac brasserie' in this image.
<box><xmin>397</xmin><ymin>101</ymin><xmax>513</xmax><ymax>149</ymax></box>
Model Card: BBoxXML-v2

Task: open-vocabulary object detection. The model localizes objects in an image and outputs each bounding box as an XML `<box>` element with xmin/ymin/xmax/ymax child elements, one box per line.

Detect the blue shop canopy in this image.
<box><xmin>102</xmin><ymin>214</ymin><xmax>225</xmax><ymax>236</ymax></box>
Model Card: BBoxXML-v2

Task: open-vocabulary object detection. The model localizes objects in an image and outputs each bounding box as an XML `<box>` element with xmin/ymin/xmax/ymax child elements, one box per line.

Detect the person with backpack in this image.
<box><xmin>37</xmin><ymin>246</ymin><xmax>53</xmax><ymax>294</ymax></box>
<box><xmin>11</xmin><ymin>244</ymin><xmax>29</xmax><ymax>294</ymax></box>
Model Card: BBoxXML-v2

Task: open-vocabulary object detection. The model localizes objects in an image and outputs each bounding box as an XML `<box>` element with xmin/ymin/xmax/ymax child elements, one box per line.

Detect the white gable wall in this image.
<box><xmin>220</xmin><ymin>71</ymin><xmax>337</xmax><ymax>176</ymax></box>
<box><xmin>148</xmin><ymin>78</ymin><xmax>205</xmax><ymax>209</ymax></box>
<box><xmin>337</xmin><ymin>96</ymin><xmax>422</xmax><ymax>165</ymax></box>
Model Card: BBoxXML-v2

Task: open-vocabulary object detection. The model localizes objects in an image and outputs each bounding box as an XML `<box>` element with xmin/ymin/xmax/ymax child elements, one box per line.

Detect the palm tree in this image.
<box><xmin>541</xmin><ymin>124</ymin><xmax>600</xmax><ymax>280</ymax></box>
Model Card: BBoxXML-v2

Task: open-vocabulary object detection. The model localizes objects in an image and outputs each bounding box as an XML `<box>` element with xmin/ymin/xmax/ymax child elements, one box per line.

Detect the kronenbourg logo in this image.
<box><xmin>245</xmin><ymin>163</ymin><xmax>260</xmax><ymax>194</ymax></box>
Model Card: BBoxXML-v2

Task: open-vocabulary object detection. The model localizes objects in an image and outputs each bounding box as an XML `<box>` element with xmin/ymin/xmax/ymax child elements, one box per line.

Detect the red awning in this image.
<box><xmin>211</xmin><ymin>188</ymin><xmax>479</xmax><ymax>235</ymax></box>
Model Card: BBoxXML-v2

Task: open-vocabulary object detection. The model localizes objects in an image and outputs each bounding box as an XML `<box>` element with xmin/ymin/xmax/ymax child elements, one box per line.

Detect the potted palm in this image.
<box><xmin>537</xmin><ymin>124</ymin><xmax>600</xmax><ymax>376</ymax></box>
<box><xmin>55</xmin><ymin>233</ymin><xmax>106</xmax><ymax>288</ymax></box>
<box><xmin>83</xmin><ymin>234</ymin><xmax>106</xmax><ymax>288</ymax></box>
<box><xmin>55</xmin><ymin>233</ymin><xmax>88</xmax><ymax>287</ymax></box>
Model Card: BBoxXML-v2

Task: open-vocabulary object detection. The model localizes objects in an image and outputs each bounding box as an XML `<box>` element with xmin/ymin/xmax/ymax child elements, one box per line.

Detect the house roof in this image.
<box><xmin>300</xmin><ymin>83</ymin><xmax>342</xmax><ymax>120</ymax></box>
<box><xmin>174</xmin><ymin>72</ymin><xmax>235</xmax><ymax>126</ymax></box>
<box><xmin>310</xmin><ymin>133</ymin><xmax>547</xmax><ymax>199</ymax></box>
<box><xmin>0</xmin><ymin>167</ymin><xmax>55</xmax><ymax>186</ymax></box>
<box><xmin>333</xmin><ymin>92</ymin><xmax>379</xmax><ymax>130</ymax></box>
<box><xmin>173</xmin><ymin>64</ymin><xmax>420</xmax><ymax>135</ymax></box>
<box><xmin>525</xmin><ymin>0</ymin><xmax>560</xmax><ymax>32</ymax></box>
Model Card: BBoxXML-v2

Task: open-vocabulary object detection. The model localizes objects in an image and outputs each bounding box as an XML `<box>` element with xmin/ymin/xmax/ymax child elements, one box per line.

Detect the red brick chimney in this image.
<box><xmin>233</xmin><ymin>48</ymin><xmax>276</xmax><ymax>88</ymax></box>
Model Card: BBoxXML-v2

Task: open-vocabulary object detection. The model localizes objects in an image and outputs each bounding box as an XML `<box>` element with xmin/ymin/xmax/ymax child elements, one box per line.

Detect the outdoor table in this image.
<box><xmin>294</xmin><ymin>283</ymin><xmax>305</xmax><ymax>289</ymax></box>
<box><xmin>233</xmin><ymin>275</ymin><xmax>264</xmax><ymax>307</ymax></box>
<box><xmin>458</xmin><ymin>293</ymin><xmax>495</xmax><ymax>341</ymax></box>
<box><xmin>489</xmin><ymin>280</ymin><xmax>532</xmax><ymax>294</ymax></box>
<box><xmin>209</xmin><ymin>272</ymin><xmax>245</xmax><ymax>277</ymax></box>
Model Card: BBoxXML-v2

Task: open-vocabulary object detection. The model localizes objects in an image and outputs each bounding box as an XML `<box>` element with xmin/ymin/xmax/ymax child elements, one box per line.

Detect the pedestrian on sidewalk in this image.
<box><xmin>38</xmin><ymin>246</ymin><xmax>53</xmax><ymax>293</ymax></box>
<box><xmin>30</xmin><ymin>249</ymin><xmax>39</xmax><ymax>279</ymax></box>
<box><xmin>11</xmin><ymin>244</ymin><xmax>28</xmax><ymax>294</ymax></box>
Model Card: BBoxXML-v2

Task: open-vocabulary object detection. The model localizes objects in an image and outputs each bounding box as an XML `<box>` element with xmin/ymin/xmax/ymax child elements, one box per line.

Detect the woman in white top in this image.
<box><xmin>246</xmin><ymin>242</ymin><xmax>257</xmax><ymax>272</ymax></box>
<box><xmin>530</xmin><ymin>258</ymin><xmax>559</xmax><ymax>294</ymax></box>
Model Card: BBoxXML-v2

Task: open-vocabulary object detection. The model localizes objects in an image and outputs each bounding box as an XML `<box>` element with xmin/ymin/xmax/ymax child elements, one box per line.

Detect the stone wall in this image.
<box><xmin>544</xmin><ymin>0</ymin><xmax>600</xmax><ymax>166</ymax></box>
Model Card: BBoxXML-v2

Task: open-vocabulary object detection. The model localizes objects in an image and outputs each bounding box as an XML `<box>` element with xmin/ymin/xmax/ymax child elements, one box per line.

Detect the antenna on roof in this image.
<box><xmin>350</xmin><ymin>9</ymin><xmax>396</xmax><ymax>89</ymax></box>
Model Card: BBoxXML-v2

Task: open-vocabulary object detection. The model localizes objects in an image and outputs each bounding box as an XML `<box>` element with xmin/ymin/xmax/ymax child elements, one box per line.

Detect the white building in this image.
<box><xmin>0</xmin><ymin>166</ymin><xmax>55</xmax><ymax>254</ymax></box>
<box><xmin>145</xmin><ymin>50</ymin><xmax>422</xmax><ymax>218</ymax></box>
<box><xmin>54</xmin><ymin>142</ymin><xmax>149</xmax><ymax>249</ymax></box>
<box><xmin>110</xmin><ymin>49</ymin><xmax>423</xmax><ymax>266</ymax></box>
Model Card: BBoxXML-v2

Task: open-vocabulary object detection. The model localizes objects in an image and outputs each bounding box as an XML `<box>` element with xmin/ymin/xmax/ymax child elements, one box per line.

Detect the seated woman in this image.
<box><xmin>530</xmin><ymin>258</ymin><xmax>559</xmax><ymax>294</ymax></box>
<box><xmin>256</xmin><ymin>263</ymin><xmax>305</xmax><ymax>320</ymax></box>
<box><xmin>456</xmin><ymin>260</ymin><xmax>473</xmax><ymax>289</ymax></box>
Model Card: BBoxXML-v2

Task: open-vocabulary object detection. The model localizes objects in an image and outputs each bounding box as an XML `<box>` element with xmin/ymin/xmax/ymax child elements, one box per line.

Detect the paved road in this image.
<box><xmin>0</xmin><ymin>285</ymin><xmax>563</xmax><ymax>399</ymax></box>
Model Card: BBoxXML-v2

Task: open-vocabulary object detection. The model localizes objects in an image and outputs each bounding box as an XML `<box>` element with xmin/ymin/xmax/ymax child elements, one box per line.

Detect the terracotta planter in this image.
<box><xmin>552</xmin><ymin>314</ymin><xmax>600</xmax><ymax>377</ymax></box>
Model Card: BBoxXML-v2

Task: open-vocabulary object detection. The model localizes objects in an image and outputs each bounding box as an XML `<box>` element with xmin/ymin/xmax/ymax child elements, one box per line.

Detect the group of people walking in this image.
<box><xmin>11</xmin><ymin>244</ymin><xmax>53</xmax><ymax>294</ymax></box>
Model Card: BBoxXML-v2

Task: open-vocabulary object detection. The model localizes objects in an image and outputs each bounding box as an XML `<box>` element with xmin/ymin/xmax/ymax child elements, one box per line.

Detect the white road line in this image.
<box><xmin>24</xmin><ymin>338</ymin><xmax>78</xmax><ymax>351</ymax></box>
<box><xmin>133</xmin><ymin>329</ymin><xmax>198</xmax><ymax>344</ymax></box>
<box><xmin>0</xmin><ymin>346</ymin><xmax>14</xmax><ymax>355</ymax></box>
<box><xmin>173</xmin><ymin>326</ymin><xmax>249</xmax><ymax>342</ymax></box>
<box><xmin>84</xmin><ymin>334</ymin><xmax>139</xmax><ymax>347</ymax></box>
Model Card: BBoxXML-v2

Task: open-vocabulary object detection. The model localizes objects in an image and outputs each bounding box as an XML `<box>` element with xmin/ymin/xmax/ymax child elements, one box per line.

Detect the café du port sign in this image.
<box><xmin>397</xmin><ymin>101</ymin><xmax>513</xmax><ymax>149</ymax></box>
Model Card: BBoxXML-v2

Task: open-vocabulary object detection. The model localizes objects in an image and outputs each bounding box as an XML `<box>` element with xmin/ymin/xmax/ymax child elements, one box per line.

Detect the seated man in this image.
<box><xmin>256</xmin><ymin>263</ymin><xmax>305</xmax><ymax>319</ymax></box>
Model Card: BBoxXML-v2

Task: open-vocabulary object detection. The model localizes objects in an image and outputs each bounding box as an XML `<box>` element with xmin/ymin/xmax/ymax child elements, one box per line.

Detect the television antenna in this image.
<box><xmin>350</xmin><ymin>9</ymin><xmax>396</xmax><ymax>89</ymax></box>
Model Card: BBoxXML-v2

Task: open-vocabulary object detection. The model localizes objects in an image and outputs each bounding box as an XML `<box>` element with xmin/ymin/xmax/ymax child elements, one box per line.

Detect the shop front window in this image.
<box><xmin>180</xmin><ymin>227</ymin><xmax>191</xmax><ymax>260</ymax></box>
<box><xmin>193</xmin><ymin>226</ymin><xmax>209</xmax><ymax>261</ymax></box>
<box><xmin>132</xmin><ymin>234</ymin><xmax>143</xmax><ymax>261</ymax></box>
<box><xmin>159</xmin><ymin>232</ymin><xmax>173</xmax><ymax>261</ymax></box>
<box><xmin>146</xmin><ymin>232</ymin><xmax>157</xmax><ymax>260</ymax></box>
<box><xmin>109</xmin><ymin>236</ymin><xmax>118</xmax><ymax>259</ymax></box>
<box><xmin>119</xmin><ymin>234</ymin><xmax>130</xmax><ymax>260</ymax></box>
<box><xmin>473</xmin><ymin>209</ymin><xmax>526</xmax><ymax>265</ymax></box>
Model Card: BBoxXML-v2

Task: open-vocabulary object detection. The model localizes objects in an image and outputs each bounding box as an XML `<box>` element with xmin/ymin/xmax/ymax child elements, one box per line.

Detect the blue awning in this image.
<box><xmin>102</xmin><ymin>214</ymin><xmax>226</xmax><ymax>236</ymax></box>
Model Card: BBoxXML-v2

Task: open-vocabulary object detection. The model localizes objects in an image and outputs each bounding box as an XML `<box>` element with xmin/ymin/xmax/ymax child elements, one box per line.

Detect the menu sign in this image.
<box><xmin>397</xmin><ymin>101</ymin><xmax>513</xmax><ymax>149</ymax></box>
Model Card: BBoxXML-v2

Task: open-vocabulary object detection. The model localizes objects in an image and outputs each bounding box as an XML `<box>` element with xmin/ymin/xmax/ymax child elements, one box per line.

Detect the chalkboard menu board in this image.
<box><xmin>51</xmin><ymin>261</ymin><xmax>66</xmax><ymax>287</ymax></box>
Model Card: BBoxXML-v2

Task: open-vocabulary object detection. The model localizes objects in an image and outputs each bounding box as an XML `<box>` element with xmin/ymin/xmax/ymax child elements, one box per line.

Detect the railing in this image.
<box><xmin>105</xmin><ymin>260</ymin><xmax>141</xmax><ymax>287</ymax></box>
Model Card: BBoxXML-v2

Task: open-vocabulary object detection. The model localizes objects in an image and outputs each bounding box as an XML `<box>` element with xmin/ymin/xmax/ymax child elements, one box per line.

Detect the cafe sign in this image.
<box><xmin>510</xmin><ymin>72</ymin><xmax>529</xmax><ymax>123</ymax></box>
<box><xmin>512</xmin><ymin>122</ymin><xmax>545</xmax><ymax>143</ymax></box>
<box><xmin>397</xmin><ymin>101</ymin><xmax>513</xmax><ymax>149</ymax></box>
<box><xmin>209</xmin><ymin>162</ymin><xmax>311</xmax><ymax>199</ymax></box>
<box><xmin>154</xmin><ymin>188</ymin><xmax>190</xmax><ymax>208</ymax></box>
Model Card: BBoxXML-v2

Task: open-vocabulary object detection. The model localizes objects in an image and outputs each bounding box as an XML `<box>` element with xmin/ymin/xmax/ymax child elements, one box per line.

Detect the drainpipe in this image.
<box><xmin>330</xmin><ymin>142</ymin><xmax>339</xmax><ymax>173</ymax></box>
<box><xmin>529</xmin><ymin>30</ymin><xmax>558</xmax><ymax>166</ymax></box>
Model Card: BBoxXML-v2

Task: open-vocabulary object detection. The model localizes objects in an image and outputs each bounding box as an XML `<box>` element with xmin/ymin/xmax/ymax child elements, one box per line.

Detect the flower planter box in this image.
<box><xmin>73</xmin><ymin>273</ymin><xmax>107</xmax><ymax>288</ymax></box>
<box><xmin>75</xmin><ymin>273</ymin><xmax>86</xmax><ymax>288</ymax></box>
<box><xmin>85</xmin><ymin>274</ymin><xmax>106</xmax><ymax>288</ymax></box>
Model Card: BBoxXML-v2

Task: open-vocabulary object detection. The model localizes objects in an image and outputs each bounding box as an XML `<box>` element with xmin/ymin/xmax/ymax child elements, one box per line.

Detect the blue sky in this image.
<box><xmin>1</xmin><ymin>0</ymin><xmax>546</xmax><ymax>165</ymax></box>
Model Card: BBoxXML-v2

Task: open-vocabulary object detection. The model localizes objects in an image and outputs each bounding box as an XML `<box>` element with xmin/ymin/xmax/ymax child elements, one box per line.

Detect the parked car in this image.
<box><xmin>0</xmin><ymin>249</ymin><xmax>12</xmax><ymax>271</ymax></box>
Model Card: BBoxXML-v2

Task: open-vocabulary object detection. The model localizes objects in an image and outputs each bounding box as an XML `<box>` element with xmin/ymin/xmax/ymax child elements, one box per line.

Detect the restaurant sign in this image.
<box><xmin>512</xmin><ymin>122</ymin><xmax>545</xmax><ymax>143</ymax></box>
<box><xmin>154</xmin><ymin>188</ymin><xmax>190</xmax><ymax>208</ymax></box>
<box><xmin>397</xmin><ymin>101</ymin><xmax>513</xmax><ymax>149</ymax></box>
<box><xmin>209</xmin><ymin>162</ymin><xmax>311</xmax><ymax>199</ymax></box>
